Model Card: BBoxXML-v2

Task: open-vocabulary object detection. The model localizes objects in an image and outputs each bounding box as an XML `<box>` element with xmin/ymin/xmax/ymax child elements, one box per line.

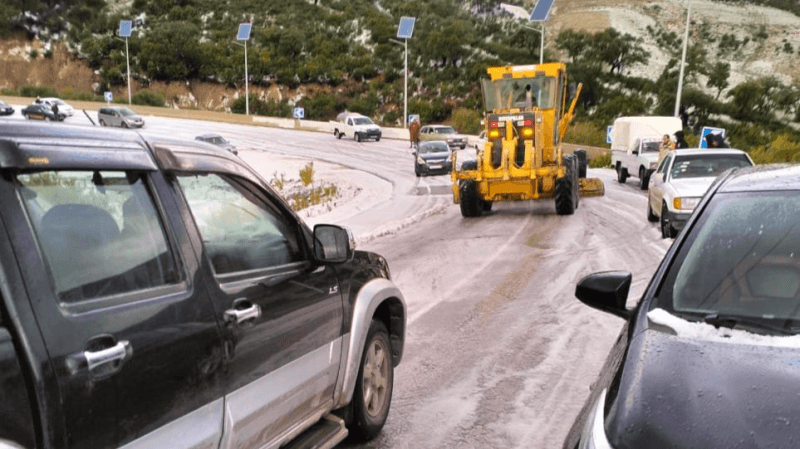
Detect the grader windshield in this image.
<box><xmin>481</xmin><ymin>76</ymin><xmax>556</xmax><ymax>112</ymax></box>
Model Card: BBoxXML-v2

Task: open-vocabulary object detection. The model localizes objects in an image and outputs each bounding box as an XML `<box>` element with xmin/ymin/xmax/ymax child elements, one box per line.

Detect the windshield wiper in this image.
<box><xmin>703</xmin><ymin>313</ymin><xmax>797</xmax><ymax>336</ymax></box>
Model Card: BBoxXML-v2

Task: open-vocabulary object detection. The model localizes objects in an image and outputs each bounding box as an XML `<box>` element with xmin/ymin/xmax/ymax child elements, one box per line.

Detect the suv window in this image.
<box><xmin>177</xmin><ymin>174</ymin><xmax>303</xmax><ymax>275</ymax></box>
<box><xmin>18</xmin><ymin>171</ymin><xmax>179</xmax><ymax>303</ymax></box>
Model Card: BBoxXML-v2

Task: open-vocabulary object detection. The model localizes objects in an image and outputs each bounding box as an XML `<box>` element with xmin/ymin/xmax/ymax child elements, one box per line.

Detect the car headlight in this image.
<box><xmin>417</xmin><ymin>156</ymin><xmax>425</xmax><ymax>164</ymax></box>
<box><xmin>578</xmin><ymin>389</ymin><xmax>614</xmax><ymax>449</ymax></box>
<box><xmin>673</xmin><ymin>197</ymin><xmax>700</xmax><ymax>210</ymax></box>
<box><xmin>447</xmin><ymin>138</ymin><xmax>454</xmax><ymax>142</ymax></box>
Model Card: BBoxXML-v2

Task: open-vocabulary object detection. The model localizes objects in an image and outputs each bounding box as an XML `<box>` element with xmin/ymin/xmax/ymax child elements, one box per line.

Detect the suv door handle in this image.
<box><xmin>224</xmin><ymin>303</ymin><xmax>261</xmax><ymax>325</ymax></box>
<box><xmin>85</xmin><ymin>341</ymin><xmax>131</xmax><ymax>371</ymax></box>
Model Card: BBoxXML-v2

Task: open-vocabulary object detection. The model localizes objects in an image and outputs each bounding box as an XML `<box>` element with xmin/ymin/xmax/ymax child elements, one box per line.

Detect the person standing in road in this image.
<box><xmin>409</xmin><ymin>117</ymin><xmax>420</xmax><ymax>149</ymax></box>
<box><xmin>674</xmin><ymin>130</ymin><xmax>689</xmax><ymax>149</ymax></box>
<box><xmin>658</xmin><ymin>134</ymin><xmax>675</xmax><ymax>165</ymax></box>
<box><xmin>51</xmin><ymin>102</ymin><xmax>59</xmax><ymax>120</ymax></box>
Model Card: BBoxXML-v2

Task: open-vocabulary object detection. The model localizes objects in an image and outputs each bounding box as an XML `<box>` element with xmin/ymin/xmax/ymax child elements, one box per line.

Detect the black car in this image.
<box><xmin>413</xmin><ymin>141</ymin><xmax>452</xmax><ymax>176</ymax></box>
<box><xmin>0</xmin><ymin>99</ymin><xmax>13</xmax><ymax>116</ymax></box>
<box><xmin>21</xmin><ymin>103</ymin><xmax>64</xmax><ymax>121</ymax></box>
<box><xmin>565</xmin><ymin>164</ymin><xmax>800</xmax><ymax>449</ymax></box>
<box><xmin>195</xmin><ymin>133</ymin><xmax>238</xmax><ymax>155</ymax></box>
<box><xmin>0</xmin><ymin>121</ymin><xmax>406</xmax><ymax>449</ymax></box>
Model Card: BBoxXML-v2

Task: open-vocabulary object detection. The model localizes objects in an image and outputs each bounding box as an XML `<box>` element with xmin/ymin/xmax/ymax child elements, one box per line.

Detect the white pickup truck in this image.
<box><xmin>610</xmin><ymin>116</ymin><xmax>682</xmax><ymax>190</ymax></box>
<box><xmin>331</xmin><ymin>112</ymin><xmax>382</xmax><ymax>142</ymax></box>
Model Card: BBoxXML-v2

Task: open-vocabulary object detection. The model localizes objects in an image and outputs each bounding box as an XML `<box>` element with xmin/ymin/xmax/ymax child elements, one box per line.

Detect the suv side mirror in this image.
<box><xmin>575</xmin><ymin>271</ymin><xmax>632</xmax><ymax>320</ymax></box>
<box><xmin>313</xmin><ymin>224</ymin><xmax>355</xmax><ymax>263</ymax></box>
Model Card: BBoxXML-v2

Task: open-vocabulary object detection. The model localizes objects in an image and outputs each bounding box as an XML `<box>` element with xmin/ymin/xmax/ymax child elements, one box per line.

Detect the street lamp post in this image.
<box><xmin>119</xmin><ymin>20</ymin><xmax>133</xmax><ymax>104</ymax></box>
<box><xmin>675</xmin><ymin>1</ymin><xmax>691</xmax><ymax>118</ymax></box>
<box><xmin>235</xmin><ymin>23</ymin><xmax>253</xmax><ymax>116</ymax></box>
<box><xmin>395</xmin><ymin>17</ymin><xmax>416</xmax><ymax>129</ymax></box>
<box><xmin>502</xmin><ymin>1</ymin><xmax>554</xmax><ymax>65</ymax></box>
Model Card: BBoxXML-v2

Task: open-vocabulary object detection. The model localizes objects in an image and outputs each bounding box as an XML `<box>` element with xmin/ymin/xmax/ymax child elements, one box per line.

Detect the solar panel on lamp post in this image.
<box><xmin>529</xmin><ymin>0</ymin><xmax>554</xmax><ymax>64</ymax></box>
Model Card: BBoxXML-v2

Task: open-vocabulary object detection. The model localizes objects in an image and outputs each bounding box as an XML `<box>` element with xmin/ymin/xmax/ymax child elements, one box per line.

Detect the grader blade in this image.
<box><xmin>579</xmin><ymin>177</ymin><xmax>605</xmax><ymax>197</ymax></box>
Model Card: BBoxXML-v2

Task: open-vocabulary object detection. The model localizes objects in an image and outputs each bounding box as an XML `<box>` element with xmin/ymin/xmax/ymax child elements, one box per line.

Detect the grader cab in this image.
<box><xmin>452</xmin><ymin>63</ymin><xmax>605</xmax><ymax>217</ymax></box>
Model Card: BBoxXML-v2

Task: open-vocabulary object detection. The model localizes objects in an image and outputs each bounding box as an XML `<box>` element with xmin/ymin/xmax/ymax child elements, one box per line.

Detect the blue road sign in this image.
<box><xmin>700</xmin><ymin>126</ymin><xmax>725</xmax><ymax>148</ymax></box>
<box><xmin>237</xmin><ymin>23</ymin><xmax>252</xmax><ymax>41</ymax></box>
<box><xmin>397</xmin><ymin>17</ymin><xmax>416</xmax><ymax>39</ymax></box>
<box><xmin>104</xmin><ymin>91</ymin><xmax>113</xmax><ymax>103</ymax></box>
<box><xmin>293</xmin><ymin>107</ymin><xmax>305</xmax><ymax>119</ymax></box>
<box><xmin>607</xmin><ymin>126</ymin><xmax>614</xmax><ymax>144</ymax></box>
<box><xmin>530</xmin><ymin>0</ymin><xmax>555</xmax><ymax>22</ymax></box>
<box><xmin>119</xmin><ymin>20</ymin><xmax>132</xmax><ymax>38</ymax></box>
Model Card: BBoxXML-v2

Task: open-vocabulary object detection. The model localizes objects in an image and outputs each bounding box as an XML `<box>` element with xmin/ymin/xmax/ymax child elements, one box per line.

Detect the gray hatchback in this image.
<box><xmin>97</xmin><ymin>106</ymin><xmax>144</xmax><ymax>128</ymax></box>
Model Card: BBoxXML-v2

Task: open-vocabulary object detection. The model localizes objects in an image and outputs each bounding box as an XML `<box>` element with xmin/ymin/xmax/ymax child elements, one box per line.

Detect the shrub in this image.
<box><xmin>382</xmin><ymin>110</ymin><xmax>399</xmax><ymax>126</ymax></box>
<box><xmin>299</xmin><ymin>162</ymin><xmax>314</xmax><ymax>187</ymax></box>
<box><xmin>409</xmin><ymin>98</ymin><xmax>450</xmax><ymax>124</ymax></box>
<box><xmin>231</xmin><ymin>95</ymin><xmax>292</xmax><ymax>117</ymax></box>
<box><xmin>131</xmin><ymin>90</ymin><xmax>166</xmax><ymax>107</ymax></box>
<box><xmin>19</xmin><ymin>85</ymin><xmax>58</xmax><ymax>98</ymax></box>
<box><xmin>564</xmin><ymin>121</ymin><xmax>607</xmax><ymax>147</ymax></box>
<box><xmin>588</xmin><ymin>153</ymin><xmax>611</xmax><ymax>168</ymax></box>
<box><xmin>301</xmin><ymin>92</ymin><xmax>342</xmax><ymax>120</ymax></box>
<box><xmin>59</xmin><ymin>88</ymin><xmax>97</xmax><ymax>101</ymax></box>
<box><xmin>1</xmin><ymin>88</ymin><xmax>19</xmax><ymax>96</ymax></box>
<box><xmin>28</xmin><ymin>50</ymin><xmax>38</xmax><ymax>59</ymax></box>
<box><xmin>348</xmin><ymin>92</ymin><xmax>379</xmax><ymax>118</ymax></box>
<box><xmin>451</xmin><ymin>108</ymin><xmax>481</xmax><ymax>134</ymax></box>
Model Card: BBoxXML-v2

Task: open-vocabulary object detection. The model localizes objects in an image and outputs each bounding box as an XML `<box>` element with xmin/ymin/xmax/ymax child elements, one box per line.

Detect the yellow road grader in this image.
<box><xmin>452</xmin><ymin>62</ymin><xmax>605</xmax><ymax>217</ymax></box>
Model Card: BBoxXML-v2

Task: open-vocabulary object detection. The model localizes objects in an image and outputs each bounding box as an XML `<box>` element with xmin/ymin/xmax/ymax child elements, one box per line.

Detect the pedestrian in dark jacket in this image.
<box><xmin>674</xmin><ymin>130</ymin><xmax>689</xmax><ymax>149</ymax></box>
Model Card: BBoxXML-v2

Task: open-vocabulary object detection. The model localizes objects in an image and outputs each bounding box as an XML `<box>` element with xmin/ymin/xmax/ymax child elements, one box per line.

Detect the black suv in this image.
<box><xmin>0</xmin><ymin>121</ymin><xmax>406</xmax><ymax>449</ymax></box>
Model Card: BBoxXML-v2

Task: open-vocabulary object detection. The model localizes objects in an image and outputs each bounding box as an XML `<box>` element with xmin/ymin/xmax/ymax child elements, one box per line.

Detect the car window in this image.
<box><xmin>177</xmin><ymin>173</ymin><xmax>303</xmax><ymax>275</ymax></box>
<box><xmin>18</xmin><ymin>170</ymin><xmax>179</xmax><ymax>303</ymax></box>
<box><xmin>419</xmin><ymin>143</ymin><xmax>449</xmax><ymax>154</ymax></box>
<box><xmin>347</xmin><ymin>119</ymin><xmax>352</xmax><ymax>126</ymax></box>
<box><xmin>434</xmin><ymin>127</ymin><xmax>456</xmax><ymax>134</ymax></box>
<box><xmin>119</xmin><ymin>108</ymin><xmax>136</xmax><ymax>117</ymax></box>
<box><xmin>642</xmin><ymin>140</ymin><xmax>660</xmax><ymax>152</ymax></box>
<box><xmin>353</xmin><ymin>117</ymin><xmax>373</xmax><ymax>125</ymax></box>
<box><xmin>656</xmin><ymin>154</ymin><xmax>672</xmax><ymax>174</ymax></box>
<box><xmin>670</xmin><ymin>154</ymin><xmax>752</xmax><ymax>179</ymax></box>
<box><xmin>656</xmin><ymin>192</ymin><xmax>800</xmax><ymax>326</ymax></box>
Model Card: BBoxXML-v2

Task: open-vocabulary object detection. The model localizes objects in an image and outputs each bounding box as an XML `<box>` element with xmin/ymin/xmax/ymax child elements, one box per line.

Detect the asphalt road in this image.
<box><xmin>3</xmin><ymin>108</ymin><xmax>673</xmax><ymax>448</ymax></box>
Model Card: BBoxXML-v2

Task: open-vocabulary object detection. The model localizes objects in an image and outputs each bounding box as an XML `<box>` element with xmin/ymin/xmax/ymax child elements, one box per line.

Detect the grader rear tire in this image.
<box><xmin>460</xmin><ymin>180</ymin><xmax>482</xmax><ymax>217</ymax></box>
<box><xmin>555</xmin><ymin>155</ymin><xmax>577</xmax><ymax>216</ymax></box>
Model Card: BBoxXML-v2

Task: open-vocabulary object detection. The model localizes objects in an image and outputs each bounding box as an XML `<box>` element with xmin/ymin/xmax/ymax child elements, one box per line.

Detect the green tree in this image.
<box><xmin>139</xmin><ymin>21</ymin><xmax>206</xmax><ymax>80</ymax></box>
<box><xmin>706</xmin><ymin>62</ymin><xmax>730</xmax><ymax>99</ymax></box>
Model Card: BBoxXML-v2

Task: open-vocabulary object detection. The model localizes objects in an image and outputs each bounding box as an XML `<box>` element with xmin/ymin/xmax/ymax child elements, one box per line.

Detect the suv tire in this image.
<box><xmin>350</xmin><ymin>319</ymin><xmax>393</xmax><ymax>442</ymax></box>
<box><xmin>616</xmin><ymin>165</ymin><xmax>628</xmax><ymax>183</ymax></box>
<box><xmin>661</xmin><ymin>203</ymin><xmax>676</xmax><ymax>238</ymax></box>
<box><xmin>647</xmin><ymin>200</ymin><xmax>658</xmax><ymax>223</ymax></box>
<box><xmin>555</xmin><ymin>155</ymin><xmax>577</xmax><ymax>215</ymax></box>
<box><xmin>355</xmin><ymin>133</ymin><xmax>362</xmax><ymax>143</ymax></box>
<box><xmin>639</xmin><ymin>167</ymin><xmax>649</xmax><ymax>191</ymax></box>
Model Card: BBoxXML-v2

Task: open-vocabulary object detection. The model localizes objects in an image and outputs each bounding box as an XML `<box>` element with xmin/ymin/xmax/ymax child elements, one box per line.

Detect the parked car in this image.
<box><xmin>21</xmin><ymin>103</ymin><xmax>64</xmax><ymax>121</ymax></box>
<box><xmin>413</xmin><ymin>141</ymin><xmax>452</xmax><ymax>176</ymax></box>
<box><xmin>0</xmin><ymin>99</ymin><xmax>14</xmax><ymax>116</ymax></box>
<box><xmin>647</xmin><ymin>148</ymin><xmax>754</xmax><ymax>238</ymax></box>
<box><xmin>419</xmin><ymin>125</ymin><xmax>467</xmax><ymax>150</ymax></box>
<box><xmin>565</xmin><ymin>163</ymin><xmax>800</xmax><ymax>449</ymax></box>
<box><xmin>0</xmin><ymin>121</ymin><xmax>406</xmax><ymax>449</ymax></box>
<box><xmin>98</xmin><ymin>106</ymin><xmax>144</xmax><ymax>128</ymax></box>
<box><xmin>40</xmin><ymin>97</ymin><xmax>75</xmax><ymax>116</ymax></box>
<box><xmin>471</xmin><ymin>130</ymin><xmax>487</xmax><ymax>151</ymax></box>
<box><xmin>195</xmin><ymin>133</ymin><xmax>238</xmax><ymax>155</ymax></box>
<box><xmin>330</xmin><ymin>112</ymin><xmax>382</xmax><ymax>142</ymax></box>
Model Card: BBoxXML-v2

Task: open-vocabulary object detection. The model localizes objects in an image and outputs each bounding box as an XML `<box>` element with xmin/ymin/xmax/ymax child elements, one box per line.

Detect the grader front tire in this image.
<box><xmin>555</xmin><ymin>155</ymin><xmax>577</xmax><ymax>216</ymax></box>
<box><xmin>460</xmin><ymin>180</ymin><xmax>482</xmax><ymax>218</ymax></box>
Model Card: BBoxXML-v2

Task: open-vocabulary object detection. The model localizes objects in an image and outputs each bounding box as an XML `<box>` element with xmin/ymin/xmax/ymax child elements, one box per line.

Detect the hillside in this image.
<box><xmin>2</xmin><ymin>0</ymin><xmax>800</xmax><ymax>147</ymax></box>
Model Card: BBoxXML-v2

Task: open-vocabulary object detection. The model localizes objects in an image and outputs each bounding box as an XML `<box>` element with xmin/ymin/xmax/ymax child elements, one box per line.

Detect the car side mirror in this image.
<box><xmin>411</xmin><ymin>151</ymin><xmax>417</xmax><ymax>156</ymax></box>
<box><xmin>313</xmin><ymin>224</ymin><xmax>355</xmax><ymax>264</ymax></box>
<box><xmin>575</xmin><ymin>271</ymin><xmax>632</xmax><ymax>320</ymax></box>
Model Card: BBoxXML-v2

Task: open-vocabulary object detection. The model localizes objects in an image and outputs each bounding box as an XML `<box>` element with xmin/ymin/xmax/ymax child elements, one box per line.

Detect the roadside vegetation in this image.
<box><xmin>270</xmin><ymin>162</ymin><xmax>340</xmax><ymax>212</ymax></box>
<box><xmin>3</xmin><ymin>0</ymin><xmax>800</xmax><ymax>162</ymax></box>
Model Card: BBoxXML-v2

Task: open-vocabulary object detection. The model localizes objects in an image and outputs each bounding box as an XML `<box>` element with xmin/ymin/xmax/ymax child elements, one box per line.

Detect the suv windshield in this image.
<box><xmin>671</xmin><ymin>154</ymin><xmax>752</xmax><ymax>179</ymax></box>
<box><xmin>642</xmin><ymin>140</ymin><xmax>660</xmax><ymax>152</ymax></box>
<box><xmin>481</xmin><ymin>76</ymin><xmax>556</xmax><ymax>111</ymax></box>
<box><xmin>353</xmin><ymin>117</ymin><xmax>373</xmax><ymax>125</ymax></box>
<box><xmin>655</xmin><ymin>191</ymin><xmax>800</xmax><ymax>332</ymax></box>
<box><xmin>118</xmin><ymin>108</ymin><xmax>136</xmax><ymax>117</ymax></box>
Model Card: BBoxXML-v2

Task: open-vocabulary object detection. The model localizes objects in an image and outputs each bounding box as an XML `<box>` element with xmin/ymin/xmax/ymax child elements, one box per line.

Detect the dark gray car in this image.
<box><xmin>97</xmin><ymin>106</ymin><xmax>144</xmax><ymax>128</ymax></box>
<box><xmin>566</xmin><ymin>164</ymin><xmax>800</xmax><ymax>449</ymax></box>
<box><xmin>413</xmin><ymin>141</ymin><xmax>452</xmax><ymax>176</ymax></box>
<box><xmin>195</xmin><ymin>133</ymin><xmax>238</xmax><ymax>155</ymax></box>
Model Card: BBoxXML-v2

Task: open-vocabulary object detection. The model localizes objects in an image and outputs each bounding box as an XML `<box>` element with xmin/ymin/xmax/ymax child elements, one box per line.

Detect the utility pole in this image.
<box><xmin>675</xmin><ymin>2</ymin><xmax>691</xmax><ymax>118</ymax></box>
<box><xmin>395</xmin><ymin>17</ymin><xmax>416</xmax><ymax>128</ymax></box>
